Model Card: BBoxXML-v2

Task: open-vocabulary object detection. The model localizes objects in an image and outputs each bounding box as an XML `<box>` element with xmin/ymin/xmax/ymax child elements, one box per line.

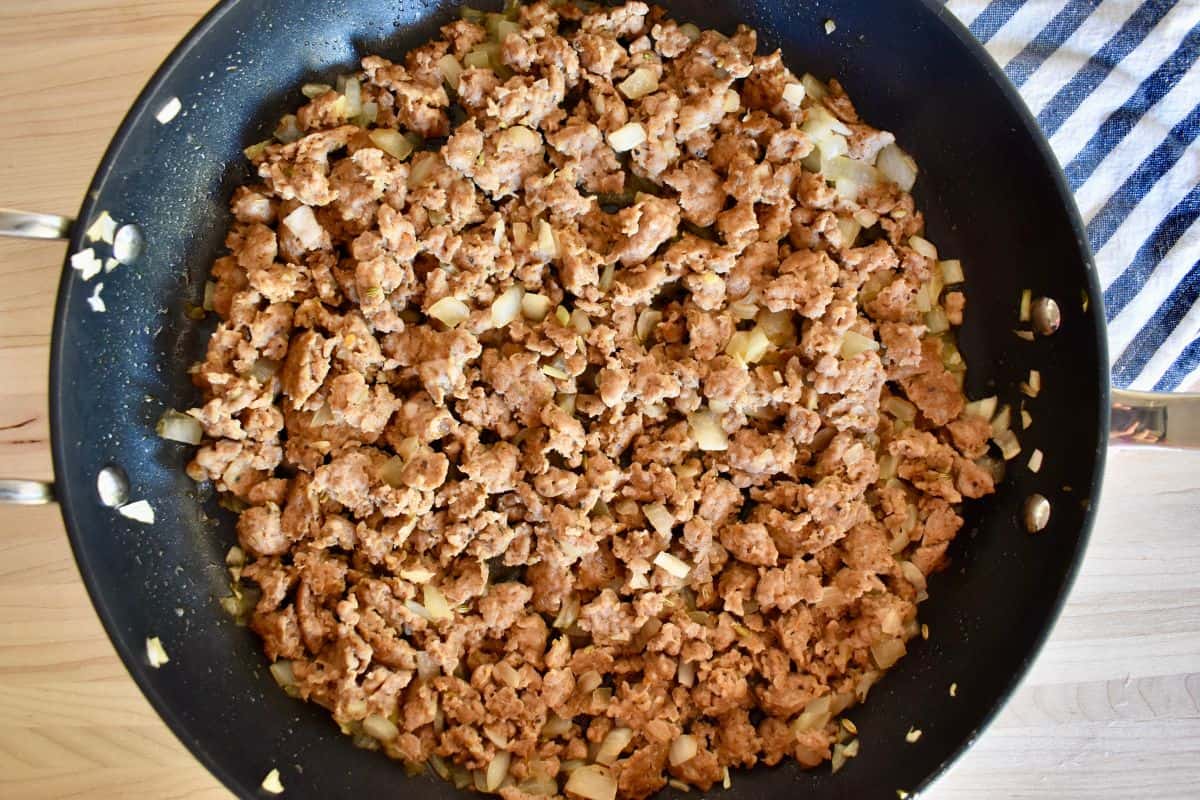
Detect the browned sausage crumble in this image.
<box><xmin>185</xmin><ymin>2</ymin><xmax>998</xmax><ymax>797</ymax></box>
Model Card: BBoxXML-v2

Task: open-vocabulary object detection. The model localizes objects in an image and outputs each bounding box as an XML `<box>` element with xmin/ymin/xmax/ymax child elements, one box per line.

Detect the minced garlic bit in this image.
<box><xmin>261</xmin><ymin>768</ymin><xmax>284</xmax><ymax>795</ymax></box>
<box><xmin>824</xmin><ymin>18</ymin><xmax>837</xmax><ymax>34</ymax></box>
<box><xmin>905</xmin><ymin>727</ymin><xmax>922</xmax><ymax>743</ymax></box>
<box><xmin>897</xmin><ymin>791</ymin><xmax>910</xmax><ymax>799</ymax></box>
<box><xmin>920</xmin><ymin>623</ymin><xmax>929</xmax><ymax>640</ymax></box>
<box><xmin>1027</xmin><ymin>448</ymin><xmax>1043</xmax><ymax>473</ymax></box>
<box><xmin>156</xmin><ymin>96</ymin><xmax>182</xmax><ymax>124</ymax></box>
<box><xmin>87</xmin><ymin>282</ymin><xmax>106</xmax><ymax>313</ymax></box>
<box><xmin>146</xmin><ymin>636</ymin><xmax>169</xmax><ymax>668</ymax></box>
<box><xmin>950</xmin><ymin>682</ymin><xmax>958</xmax><ymax>697</ymax></box>
<box><xmin>841</xmin><ymin>718</ymin><xmax>857</xmax><ymax>735</ymax></box>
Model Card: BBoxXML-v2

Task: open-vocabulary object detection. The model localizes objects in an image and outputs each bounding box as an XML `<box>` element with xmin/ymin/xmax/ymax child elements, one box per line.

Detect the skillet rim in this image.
<box><xmin>47</xmin><ymin>0</ymin><xmax>1111</xmax><ymax>796</ymax></box>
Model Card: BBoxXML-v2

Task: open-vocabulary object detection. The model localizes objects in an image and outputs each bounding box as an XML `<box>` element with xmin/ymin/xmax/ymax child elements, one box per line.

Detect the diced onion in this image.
<box><xmin>993</xmin><ymin>429</ymin><xmax>1021</xmax><ymax>461</ymax></box>
<box><xmin>668</xmin><ymin>734</ymin><xmax>699</xmax><ymax>766</ymax></box>
<box><xmin>825</xmin><ymin>155</ymin><xmax>880</xmax><ymax>187</ymax></box>
<box><xmin>653</xmin><ymin>551</ymin><xmax>692</xmax><ymax>579</ymax></box>
<box><xmin>617</xmin><ymin>67</ymin><xmax>659</xmax><ymax>100</ymax></box>
<box><xmin>244</xmin><ymin>139</ymin><xmax>271</xmax><ymax>161</ymax></box>
<box><xmin>339</xmin><ymin>76</ymin><xmax>362</xmax><ymax>118</ymax></box>
<box><xmin>270</xmin><ymin>660</ymin><xmax>296</xmax><ymax>689</ymax></box>
<box><xmin>608</xmin><ymin>122</ymin><xmax>647</xmax><ymax>152</ymax></box>
<box><xmin>369</xmin><ymin>128</ymin><xmax>416</xmax><ymax>161</ymax></box>
<box><xmin>70</xmin><ymin>248</ymin><xmax>103</xmax><ymax>281</ymax></box>
<box><xmin>1027</xmin><ymin>448</ymin><xmax>1043</xmax><ymax>473</ymax></box>
<box><xmin>438</xmin><ymin>54</ymin><xmax>463</xmax><ymax>89</ymax></box>
<box><xmin>485</xmin><ymin>750</ymin><xmax>511</xmax><ymax>791</ymax></box>
<box><xmin>824</xmin><ymin>18</ymin><xmax>837</xmax><ymax>34</ymax></box>
<box><xmin>882</xmin><ymin>396</ymin><xmax>916</xmax><ymax>421</ymax></box>
<box><xmin>156</xmin><ymin>409</ymin><xmax>203</xmax><ymax>445</ymax></box>
<box><xmin>636</xmin><ymin>309</ymin><xmax>662</xmax><ymax>343</ymax></box>
<box><xmin>565</xmin><ymin>764</ymin><xmax>617</xmax><ymax>800</ymax></box>
<box><xmin>643</xmin><ymin>503</ymin><xmax>674</xmax><ymax>537</ymax></box>
<box><xmin>598</xmin><ymin>262</ymin><xmax>615</xmax><ymax>292</ymax></box>
<box><xmin>146</xmin><ymin>636</ymin><xmax>169</xmax><ymax>667</ymax></box>
<box><xmin>261</xmin><ymin>768</ymin><xmax>284</xmax><ymax>795</ymax></box>
<box><xmin>836</xmin><ymin>216</ymin><xmax>861</xmax><ymax>248</ymax></box>
<box><xmin>723</xmin><ymin>89</ymin><xmax>740</xmax><ymax>113</ymax></box>
<box><xmin>283</xmin><ymin>206</ymin><xmax>325</xmax><ymax>251</ymax></box>
<box><xmin>801</xmin><ymin>73</ymin><xmax>827</xmax><ymax>101</ymax></box>
<box><xmin>905</xmin><ymin>727</ymin><xmax>922</xmax><ymax>744</ymax></box>
<box><xmin>491</xmin><ymin>285</ymin><xmax>525</xmax><ymax>327</ymax></box>
<box><xmin>925</xmin><ymin>306</ymin><xmax>949</xmax><ymax>334</ymax></box>
<box><xmin>939</xmin><ymin>259</ymin><xmax>965</xmax><ymax>284</ymax></box>
<box><xmin>423</xmin><ymin>585</ymin><xmax>453</xmax><ymax>621</ymax></box>
<box><xmin>677</xmin><ymin>660</ymin><xmax>696</xmax><ymax>687</ymax></box>
<box><xmin>876</xmin><ymin>144</ymin><xmax>918</xmax><ymax>191</ymax></box>
<box><xmin>594</xmin><ymin>727</ymin><xmax>633</xmax><ymax>765</ymax></box>
<box><xmin>521</xmin><ymin>292</ymin><xmax>552</xmax><ymax>322</ymax></box>
<box><xmin>990</xmin><ymin>404</ymin><xmax>1012</xmax><ymax>436</ymax></box>
<box><xmin>909</xmin><ymin>236</ymin><xmax>937</xmax><ymax>260</ymax></box>
<box><xmin>688</xmin><ymin>409</ymin><xmax>727</xmax><ymax>451</ymax></box>
<box><xmin>1021</xmin><ymin>409</ymin><xmax>1033</xmax><ymax>430</ymax></box>
<box><xmin>400</xmin><ymin>567</ymin><xmax>436</xmax><ymax>583</ymax></box>
<box><xmin>964</xmin><ymin>396</ymin><xmax>997</xmax><ymax>420</ymax></box>
<box><xmin>408</xmin><ymin>152</ymin><xmax>439</xmax><ymax>187</ymax></box>
<box><xmin>534</xmin><ymin>219</ymin><xmax>560</xmax><ymax>260</ymax></box>
<box><xmin>428</xmin><ymin>296</ymin><xmax>470</xmax><ymax>327</ymax></box>
<box><xmin>364</xmin><ymin>714</ymin><xmax>400</xmax><ymax>741</ymax></box>
<box><xmin>725</xmin><ymin>327</ymin><xmax>771</xmax><ymax>365</ymax></box>
<box><xmin>553</xmin><ymin>594</ymin><xmax>581</xmax><ymax>629</ymax></box>
<box><xmin>870</xmin><ymin>637</ymin><xmax>906</xmax><ymax>669</ymax></box>
<box><xmin>1021</xmin><ymin>369</ymin><xmax>1042</xmax><ymax>398</ymax></box>
<box><xmin>782</xmin><ymin>82</ymin><xmax>806</xmax><ymax>107</ymax></box>
<box><xmin>679</xmin><ymin>22</ymin><xmax>701</xmax><ymax>41</ymax></box>
<box><xmin>900</xmin><ymin>561</ymin><xmax>926</xmax><ymax>593</ymax></box>
<box><xmin>571</xmin><ymin>309</ymin><xmax>592</xmax><ymax>334</ymax></box>
<box><xmin>756</xmin><ymin>310</ymin><xmax>795</xmax><ymax>345</ymax></box>
<box><xmin>464</xmin><ymin>45</ymin><xmax>497</xmax><ymax>70</ymax></box>
<box><xmin>543</xmin><ymin>712</ymin><xmax>573</xmax><ymax>738</ymax></box>
<box><xmin>301</xmin><ymin>82</ymin><xmax>332</xmax><ymax>99</ymax></box>
<box><xmin>274</xmin><ymin>114</ymin><xmax>302</xmax><ymax>144</ymax></box>
<box><xmin>840</xmin><ymin>330</ymin><xmax>879</xmax><ymax>358</ymax></box>
<box><xmin>119</xmin><ymin>500</ymin><xmax>155</xmax><ymax>524</ymax></box>
<box><xmin>792</xmin><ymin>694</ymin><xmax>832</xmax><ymax>733</ymax></box>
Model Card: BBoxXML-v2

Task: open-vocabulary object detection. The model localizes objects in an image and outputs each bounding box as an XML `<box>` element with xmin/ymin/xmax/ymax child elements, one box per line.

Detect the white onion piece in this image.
<box><xmin>261</xmin><ymin>768</ymin><xmax>284</xmax><ymax>795</ymax></box>
<box><xmin>363</xmin><ymin>714</ymin><xmax>400</xmax><ymax>742</ymax></box>
<box><xmin>723</xmin><ymin>89</ymin><xmax>740</xmax><ymax>113</ymax></box>
<box><xmin>653</xmin><ymin>551</ymin><xmax>691</xmax><ymax>579</ymax></box>
<box><xmin>340</xmin><ymin>76</ymin><xmax>362</xmax><ymax>119</ymax></box>
<box><xmin>688</xmin><ymin>409</ymin><xmax>727</xmax><ymax>451</ymax></box>
<box><xmin>564</xmin><ymin>764</ymin><xmax>617</xmax><ymax>800</ymax></box>
<box><xmin>870</xmin><ymin>637</ymin><xmax>906</xmax><ymax>669</ymax></box>
<box><xmin>438</xmin><ymin>54</ymin><xmax>463</xmax><ymax>88</ymax></box>
<box><xmin>840</xmin><ymin>330</ymin><xmax>879</xmax><ymax>358</ymax></box>
<box><xmin>643</xmin><ymin>503</ymin><xmax>674</xmax><ymax>537</ymax></box>
<box><xmin>301</xmin><ymin>82</ymin><xmax>332</xmax><ymax>99</ymax></box>
<box><xmin>521</xmin><ymin>292</ymin><xmax>552</xmax><ymax>322</ymax></box>
<box><xmin>485</xmin><ymin>750</ymin><xmax>511</xmax><ymax>791</ymax></box>
<box><xmin>594</xmin><ymin>727</ymin><xmax>633</xmax><ymax>765</ymax></box>
<box><xmin>669</xmin><ymin>734</ymin><xmax>698</xmax><ymax>766</ymax></box>
<box><xmin>876</xmin><ymin>143</ymin><xmax>918</xmax><ymax>191</ymax></box>
<box><xmin>636</xmin><ymin>309</ymin><xmax>662</xmax><ymax>343</ymax></box>
<box><xmin>274</xmin><ymin>114</ymin><xmax>302</xmax><ymax>144</ymax></box>
<box><xmin>408</xmin><ymin>152</ymin><xmax>440</xmax><ymax>187</ymax></box>
<box><xmin>146</xmin><ymin>636</ymin><xmax>169</xmax><ymax>668</ymax></box>
<box><xmin>725</xmin><ymin>327</ymin><xmax>771</xmax><ymax>365</ymax></box>
<box><xmin>608</xmin><ymin>122</ymin><xmax>647</xmax><ymax>152</ymax></box>
<box><xmin>282</xmin><ymin>206</ymin><xmax>325</xmax><ymax>251</ymax></box>
<box><xmin>677</xmin><ymin>659</ymin><xmax>696</xmax><ymax>687</ymax></box>
<box><xmin>269</xmin><ymin>660</ymin><xmax>296</xmax><ymax>689</ymax></box>
<box><xmin>423</xmin><ymin>584</ymin><xmax>453</xmax><ymax>621</ymax></box>
<box><xmin>156</xmin><ymin>409</ymin><xmax>203</xmax><ymax>445</ymax></box>
<box><xmin>369</xmin><ymin>128</ymin><xmax>415</xmax><ymax>161</ymax></box>
<box><xmin>963</xmin><ymin>395</ymin><xmax>997</xmax><ymax>420</ymax></box>
<box><xmin>909</xmin><ymin>235</ymin><xmax>938</xmax><ymax>259</ymax></box>
<box><xmin>782</xmin><ymin>82</ymin><xmax>806</xmax><ymax>106</ymax></box>
<box><xmin>534</xmin><ymin>219</ymin><xmax>559</xmax><ymax>259</ymax></box>
<box><xmin>617</xmin><ymin>67</ymin><xmax>659</xmax><ymax>100</ymax></box>
<box><xmin>939</xmin><ymin>259</ymin><xmax>965</xmax><ymax>284</ymax></box>
<box><xmin>491</xmin><ymin>285</ymin><xmax>525</xmax><ymax>327</ymax></box>
<box><xmin>119</xmin><ymin>500</ymin><xmax>155</xmax><ymax>524</ymax></box>
<box><xmin>825</xmin><ymin>155</ymin><xmax>880</xmax><ymax>186</ymax></box>
<box><xmin>428</xmin><ymin>296</ymin><xmax>470</xmax><ymax>327</ymax></box>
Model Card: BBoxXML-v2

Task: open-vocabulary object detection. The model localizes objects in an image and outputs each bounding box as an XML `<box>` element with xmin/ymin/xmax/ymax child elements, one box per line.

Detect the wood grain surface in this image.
<box><xmin>0</xmin><ymin>2</ymin><xmax>1197</xmax><ymax>798</ymax></box>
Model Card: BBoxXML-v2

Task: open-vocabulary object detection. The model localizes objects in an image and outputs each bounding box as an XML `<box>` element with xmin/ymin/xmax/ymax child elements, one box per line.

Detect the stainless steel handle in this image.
<box><xmin>0</xmin><ymin>208</ymin><xmax>73</xmax><ymax>240</ymax></box>
<box><xmin>0</xmin><ymin>209</ymin><xmax>69</xmax><ymax>505</ymax></box>
<box><xmin>0</xmin><ymin>479</ymin><xmax>56</xmax><ymax>505</ymax></box>
<box><xmin>1111</xmin><ymin>388</ymin><xmax>1200</xmax><ymax>449</ymax></box>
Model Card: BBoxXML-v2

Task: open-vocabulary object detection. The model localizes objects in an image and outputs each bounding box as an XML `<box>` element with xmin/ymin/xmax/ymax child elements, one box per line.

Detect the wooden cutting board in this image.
<box><xmin>0</xmin><ymin>2</ymin><xmax>1197</xmax><ymax>798</ymax></box>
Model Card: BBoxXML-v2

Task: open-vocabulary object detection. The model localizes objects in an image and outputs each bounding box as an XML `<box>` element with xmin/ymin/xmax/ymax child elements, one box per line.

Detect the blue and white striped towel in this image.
<box><xmin>947</xmin><ymin>0</ymin><xmax>1200</xmax><ymax>391</ymax></box>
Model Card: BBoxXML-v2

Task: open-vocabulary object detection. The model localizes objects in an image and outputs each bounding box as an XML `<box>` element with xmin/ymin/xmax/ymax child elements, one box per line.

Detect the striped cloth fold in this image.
<box><xmin>946</xmin><ymin>0</ymin><xmax>1200</xmax><ymax>391</ymax></box>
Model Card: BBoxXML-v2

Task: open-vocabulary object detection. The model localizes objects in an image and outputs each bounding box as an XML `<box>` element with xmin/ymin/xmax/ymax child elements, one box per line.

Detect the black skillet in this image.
<box><xmin>3</xmin><ymin>0</ymin><xmax>1191</xmax><ymax>796</ymax></box>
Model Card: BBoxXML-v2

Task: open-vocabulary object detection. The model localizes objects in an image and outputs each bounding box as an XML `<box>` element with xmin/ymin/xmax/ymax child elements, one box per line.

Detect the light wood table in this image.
<box><xmin>1</xmin><ymin>2</ymin><xmax>1197</xmax><ymax>798</ymax></box>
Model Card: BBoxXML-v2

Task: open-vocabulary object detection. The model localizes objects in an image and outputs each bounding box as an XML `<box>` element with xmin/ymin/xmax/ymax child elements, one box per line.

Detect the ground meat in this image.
<box><xmin>192</xmin><ymin>4</ymin><xmax>996</xmax><ymax>797</ymax></box>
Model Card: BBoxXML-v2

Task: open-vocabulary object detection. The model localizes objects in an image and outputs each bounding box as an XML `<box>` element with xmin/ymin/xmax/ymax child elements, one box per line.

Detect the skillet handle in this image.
<box><xmin>0</xmin><ymin>208</ymin><xmax>71</xmax><ymax>505</ymax></box>
<box><xmin>1111</xmin><ymin>388</ymin><xmax>1200</xmax><ymax>449</ymax></box>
